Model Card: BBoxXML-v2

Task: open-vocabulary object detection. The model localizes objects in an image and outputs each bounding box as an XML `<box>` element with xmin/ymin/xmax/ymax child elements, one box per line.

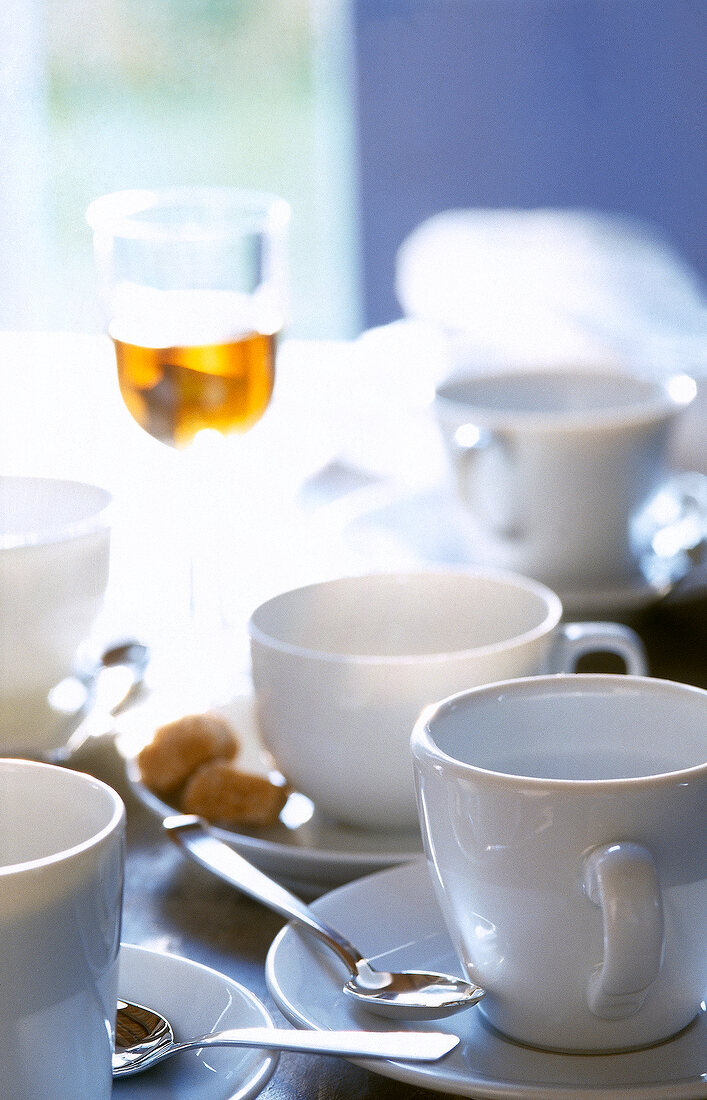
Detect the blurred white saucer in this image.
<box><xmin>117</xmin><ymin>692</ymin><xmax>421</xmax><ymax>899</ymax></box>
<box><xmin>116</xmin><ymin>943</ymin><xmax>277</xmax><ymax>1100</ymax></box>
<box><xmin>330</xmin><ymin>480</ymin><xmax>705</xmax><ymax>617</ymax></box>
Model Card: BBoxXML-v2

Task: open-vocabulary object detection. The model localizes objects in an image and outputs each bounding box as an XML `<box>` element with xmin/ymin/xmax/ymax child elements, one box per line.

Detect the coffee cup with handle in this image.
<box><xmin>411</xmin><ymin>673</ymin><xmax>706</xmax><ymax>1052</ymax></box>
<box><xmin>434</xmin><ymin>365</ymin><xmax>701</xmax><ymax>589</ymax></box>
<box><xmin>249</xmin><ymin>568</ymin><xmax>647</xmax><ymax>831</ymax></box>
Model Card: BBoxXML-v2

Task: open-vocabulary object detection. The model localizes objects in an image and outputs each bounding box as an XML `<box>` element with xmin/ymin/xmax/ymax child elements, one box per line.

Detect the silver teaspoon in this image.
<box><xmin>113</xmin><ymin>997</ymin><xmax>460</xmax><ymax>1077</ymax></box>
<box><xmin>48</xmin><ymin>639</ymin><xmax>150</xmax><ymax>762</ymax></box>
<box><xmin>164</xmin><ymin>815</ymin><xmax>485</xmax><ymax>1020</ymax></box>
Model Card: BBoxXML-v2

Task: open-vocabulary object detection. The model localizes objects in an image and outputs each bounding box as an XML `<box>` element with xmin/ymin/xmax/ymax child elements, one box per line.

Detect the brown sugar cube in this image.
<box><xmin>181</xmin><ymin>760</ymin><xmax>288</xmax><ymax>828</ymax></box>
<box><xmin>137</xmin><ymin>712</ymin><xmax>239</xmax><ymax>796</ymax></box>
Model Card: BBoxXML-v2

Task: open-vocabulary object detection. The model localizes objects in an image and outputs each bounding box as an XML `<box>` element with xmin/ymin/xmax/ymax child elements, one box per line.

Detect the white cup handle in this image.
<box><xmin>582</xmin><ymin>842</ymin><xmax>664</xmax><ymax>1019</ymax></box>
<box><xmin>548</xmin><ymin>621</ymin><xmax>648</xmax><ymax>675</ymax></box>
<box><xmin>451</xmin><ymin>425</ymin><xmax>522</xmax><ymax>537</ymax></box>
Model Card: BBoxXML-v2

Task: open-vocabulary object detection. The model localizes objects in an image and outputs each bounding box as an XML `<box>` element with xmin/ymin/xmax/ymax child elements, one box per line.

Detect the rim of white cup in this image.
<box><xmin>0</xmin><ymin>476</ymin><xmax>112</xmax><ymax>550</ymax></box>
<box><xmin>434</xmin><ymin>367</ymin><xmax>697</xmax><ymax>431</ymax></box>
<box><xmin>248</xmin><ymin>566</ymin><xmax>563</xmax><ymax>664</ymax></box>
<box><xmin>0</xmin><ymin>758</ymin><xmax>125</xmax><ymax>875</ymax></box>
<box><xmin>412</xmin><ymin>673</ymin><xmax>707</xmax><ymax>785</ymax></box>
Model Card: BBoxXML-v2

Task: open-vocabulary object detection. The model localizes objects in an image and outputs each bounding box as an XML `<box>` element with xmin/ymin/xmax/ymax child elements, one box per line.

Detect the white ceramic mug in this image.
<box><xmin>411</xmin><ymin>674</ymin><xmax>707</xmax><ymax>1053</ymax></box>
<box><xmin>0</xmin><ymin>759</ymin><xmax>125</xmax><ymax>1098</ymax></box>
<box><xmin>249</xmin><ymin>569</ymin><xmax>647</xmax><ymax>830</ymax></box>
<box><xmin>0</xmin><ymin>476</ymin><xmax>111</xmax><ymax>752</ymax></box>
<box><xmin>434</xmin><ymin>366</ymin><xmax>699</xmax><ymax>588</ymax></box>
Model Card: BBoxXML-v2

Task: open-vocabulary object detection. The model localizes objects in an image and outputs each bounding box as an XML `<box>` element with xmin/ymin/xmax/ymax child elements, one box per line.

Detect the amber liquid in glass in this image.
<box><xmin>111</xmin><ymin>329</ymin><xmax>277</xmax><ymax>447</ymax></box>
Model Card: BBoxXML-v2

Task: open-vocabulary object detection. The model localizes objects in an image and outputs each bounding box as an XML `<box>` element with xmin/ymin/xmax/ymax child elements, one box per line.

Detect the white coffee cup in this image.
<box><xmin>434</xmin><ymin>366</ymin><xmax>699</xmax><ymax>587</ymax></box>
<box><xmin>249</xmin><ymin>569</ymin><xmax>647</xmax><ymax>830</ymax></box>
<box><xmin>0</xmin><ymin>758</ymin><xmax>125</xmax><ymax>1098</ymax></box>
<box><xmin>411</xmin><ymin>674</ymin><xmax>707</xmax><ymax>1053</ymax></box>
<box><xmin>0</xmin><ymin>476</ymin><xmax>111</xmax><ymax>752</ymax></box>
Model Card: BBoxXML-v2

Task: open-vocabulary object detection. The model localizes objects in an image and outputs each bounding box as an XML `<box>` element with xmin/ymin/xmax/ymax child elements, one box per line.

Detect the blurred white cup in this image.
<box><xmin>0</xmin><ymin>758</ymin><xmax>125</xmax><ymax>1099</ymax></box>
<box><xmin>412</xmin><ymin>674</ymin><xmax>707</xmax><ymax>1053</ymax></box>
<box><xmin>0</xmin><ymin>476</ymin><xmax>111</xmax><ymax>752</ymax></box>
<box><xmin>434</xmin><ymin>366</ymin><xmax>699</xmax><ymax>588</ymax></box>
<box><xmin>249</xmin><ymin>569</ymin><xmax>646</xmax><ymax>830</ymax></box>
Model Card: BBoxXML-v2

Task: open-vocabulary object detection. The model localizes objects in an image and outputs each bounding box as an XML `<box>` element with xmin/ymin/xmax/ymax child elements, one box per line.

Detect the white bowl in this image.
<box><xmin>0</xmin><ymin>476</ymin><xmax>111</xmax><ymax>752</ymax></box>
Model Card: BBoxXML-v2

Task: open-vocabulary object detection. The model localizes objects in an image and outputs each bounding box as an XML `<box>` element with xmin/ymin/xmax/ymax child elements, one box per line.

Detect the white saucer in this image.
<box><xmin>119</xmin><ymin>693</ymin><xmax>421</xmax><ymax>897</ymax></box>
<box><xmin>265</xmin><ymin>859</ymin><xmax>707</xmax><ymax>1099</ymax></box>
<box><xmin>115</xmin><ymin>944</ymin><xmax>277</xmax><ymax>1100</ymax></box>
<box><xmin>333</xmin><ymin>481</ymin><xmax>703</xmax><ymax>616</ymax></box>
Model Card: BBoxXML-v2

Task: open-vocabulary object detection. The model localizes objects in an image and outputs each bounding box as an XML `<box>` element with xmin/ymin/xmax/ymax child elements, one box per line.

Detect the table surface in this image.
<box><xmin>2</xmin><ymin>330</ymin><xmax>705</xmax><ymax>1098</ymax></box>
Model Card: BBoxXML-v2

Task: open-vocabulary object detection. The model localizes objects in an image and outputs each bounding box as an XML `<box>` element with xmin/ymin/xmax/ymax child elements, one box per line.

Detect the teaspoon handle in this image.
<box><xmin>163</xmin><ymin>815</ymin><xmax>365</xmax><ymax>972</ymax></box>
<box><xmin>170</xmin><ymin>1026</ymin><xmax>459</xmax><ymax>1061</ymax></box>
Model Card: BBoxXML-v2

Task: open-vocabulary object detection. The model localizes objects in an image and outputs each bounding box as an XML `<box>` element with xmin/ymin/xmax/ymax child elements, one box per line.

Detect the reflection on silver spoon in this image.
<box><xmin>113</xmin><ymin>997</ymin><xmax>460</xmax><ymax>1077</ymax></box>
<box><xmin>634</xmin><ymin>470</ymin><xmax>707</xmax><ymax>603</ymax></box>
<box><xmin>165</xmin><ymin>814</ymin><xmax>485</xmax><ymax>1021</ymax></box>
<box><xmin>48</xmin><ymin>640</ymin><xmax>150</xmax><ymax>763</ymax></box>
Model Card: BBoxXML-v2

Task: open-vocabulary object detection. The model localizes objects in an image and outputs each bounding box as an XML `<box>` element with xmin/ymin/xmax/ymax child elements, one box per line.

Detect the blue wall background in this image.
<box><xmin>352</xmin><ymin>0</ymin><xmax>706</xmax><ymax>328</ymax></box>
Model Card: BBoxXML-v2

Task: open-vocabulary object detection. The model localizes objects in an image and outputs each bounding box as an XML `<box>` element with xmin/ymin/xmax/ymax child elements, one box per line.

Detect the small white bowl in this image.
<box><xmin>0</xmin><ymin>476</ymin><xmax>111</xmax><ymax>752</ymax></box>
